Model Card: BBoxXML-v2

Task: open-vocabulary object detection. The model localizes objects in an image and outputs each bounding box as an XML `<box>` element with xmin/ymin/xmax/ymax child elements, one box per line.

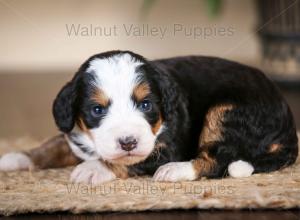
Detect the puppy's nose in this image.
<box><xmin>118</xmin><ymin>136</ymin><xmax>137</xmax><ymax>151</ymax></box>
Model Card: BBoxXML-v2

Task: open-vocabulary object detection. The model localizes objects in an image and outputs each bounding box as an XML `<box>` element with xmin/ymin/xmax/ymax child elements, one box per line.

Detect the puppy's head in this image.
<box><xmin>53</xmin><ymin>51</ymin><xmax>165</xmax><ymax>165</ymax></box>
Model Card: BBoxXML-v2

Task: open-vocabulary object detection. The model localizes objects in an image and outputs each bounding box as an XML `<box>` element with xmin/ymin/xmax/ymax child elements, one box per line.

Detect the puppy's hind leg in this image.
<box><xmin>0</xmin><ymin>134</ymin><xmax>81</xmax><ymax>171</ymax></box>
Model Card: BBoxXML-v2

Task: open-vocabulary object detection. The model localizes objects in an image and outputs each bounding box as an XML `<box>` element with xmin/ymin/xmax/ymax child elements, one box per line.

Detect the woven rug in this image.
<box><xmin>0</xmin><ymin>134</ymin><xmax>299</xmax><ymax>216</ymax></box>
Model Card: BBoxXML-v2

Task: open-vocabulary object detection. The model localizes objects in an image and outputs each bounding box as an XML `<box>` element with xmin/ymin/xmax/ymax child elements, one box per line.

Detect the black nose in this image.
<box><xmin>118</xmin><ymin>136</ymin><xmax>137</xmax><ymax>151</ymax></box>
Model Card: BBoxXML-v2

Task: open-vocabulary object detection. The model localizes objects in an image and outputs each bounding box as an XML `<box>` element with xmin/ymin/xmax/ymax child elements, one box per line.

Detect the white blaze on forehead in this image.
<box><xmin>87</xmin><ymin>53</ymin><xmax>143</xmax><ymax>102</ymax></box>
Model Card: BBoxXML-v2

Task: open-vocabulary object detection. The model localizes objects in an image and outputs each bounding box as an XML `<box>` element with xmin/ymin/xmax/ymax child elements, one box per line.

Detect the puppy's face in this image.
<box><xmin>54</xmin><ymin>52</ymin><xmax>164</xmax><ymax>165</ymax></box>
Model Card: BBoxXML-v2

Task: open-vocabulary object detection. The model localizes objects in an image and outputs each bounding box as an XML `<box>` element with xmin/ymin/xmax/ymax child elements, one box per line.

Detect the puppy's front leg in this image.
<box><xmin>0</xmin><ymin>134</ymin><xmax>81</xmax><ymax>171</ymax></box>
<box><xmin>70</xmin><ymin>161</ymin><xmax>113</xmax><ymax>184</ymax></box>
<box><xmin>70</xmin><ymin>156</ymin><xmax>129</xmax><ymax>184</ymax></box>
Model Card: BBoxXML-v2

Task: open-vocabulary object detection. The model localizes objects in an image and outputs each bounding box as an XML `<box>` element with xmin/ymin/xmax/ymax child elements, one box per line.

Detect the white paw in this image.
<box><xmin>228</xmin><ymin>160</ymin><xmax>254</xmax><ymax>178</ymax></box>
<box><xmin>0</xmin><ymin>152</ymin><xmax>33</xmax><ymax>171</ymax></box>
<box><xmin>153</xmin><ymin>161</ymin><xmax>197</xmax><ymax>182</ymax></box>
<box><xmin>70</xmin><ymin>160</ymin><xmax>116</xmax><ymax>184</ymax></box>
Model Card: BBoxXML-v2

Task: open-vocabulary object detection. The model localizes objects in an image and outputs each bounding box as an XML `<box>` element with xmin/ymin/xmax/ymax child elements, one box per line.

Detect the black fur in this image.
<box><xmin>53</xmin><ymin>81</ymin><xmax>77</xmax><ymax>133</ymax></box>
<box><xmin>53</xmin><ymin>50</ymin><xmax>298</xmax><ymax>178</ymax></box>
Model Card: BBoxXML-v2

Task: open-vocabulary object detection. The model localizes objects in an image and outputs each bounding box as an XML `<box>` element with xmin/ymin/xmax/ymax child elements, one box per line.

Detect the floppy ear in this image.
<box><xmin>157</xmin><ymin>73</ymin><xmax>181</xmax><ymax>120</ymax></box>
<box><xmin>52</xmin><ymin>80</ymin><xmax>77</xmax><ymax>133</ymax></box>
<box><xmin>144</xmin><ymin>64</ymin><xmax>187</xmax><ymax>123</ymax></box>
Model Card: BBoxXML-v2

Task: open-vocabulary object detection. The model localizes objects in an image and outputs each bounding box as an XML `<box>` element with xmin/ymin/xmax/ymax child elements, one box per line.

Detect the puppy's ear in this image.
<box><xmin>144</xmin><ymin>64</ymin><xmax>186</xmax><ymax>122</ymax></box>
<box><xmin>156</xmin><ymin>73</ymin><xmax>182</xmax><ymax>121</ymax></box>
<box><xmin>52</xmin><ymin>80</ymin><xmax>77</xmax><ymax>133</ymax></box>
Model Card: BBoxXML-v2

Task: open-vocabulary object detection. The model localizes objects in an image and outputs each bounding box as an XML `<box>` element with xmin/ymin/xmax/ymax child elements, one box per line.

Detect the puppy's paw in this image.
<box><xmin>153</xmin><ymin>161</ymin><xmax>197</xmax><ymax>182</ymax></box>
<box><xmin>0</xmin><ymin>152</ymin><xmax>33</xmax><ymax>171</ymax></box>
<box><xmin>70</xmin><ymin>160</ymin><xmax>116</xmax><ymax>184</ymax></box>
<box><xmin>228</xmin><ymin>160</ymin><xmax>254</xmax><ymax>178</ymax></box>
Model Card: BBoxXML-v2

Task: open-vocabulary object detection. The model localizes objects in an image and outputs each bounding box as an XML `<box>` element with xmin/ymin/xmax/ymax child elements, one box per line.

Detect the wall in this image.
<box><xmin>0</xmin><ymin>0</ymin><xmax>260</xmax><ymax>73</ymax></box>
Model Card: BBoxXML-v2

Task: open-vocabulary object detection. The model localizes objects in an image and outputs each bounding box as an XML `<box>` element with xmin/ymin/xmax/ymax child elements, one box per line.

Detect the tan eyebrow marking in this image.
<box><xmin>91</xmin><ymin>88</ymin><xmax>110</xmax><ymax>107</ymax></box>
<box><xmin>133</xmin><ymin>82</ymin><xmax>151</xmax><ymax>101</ymax></box>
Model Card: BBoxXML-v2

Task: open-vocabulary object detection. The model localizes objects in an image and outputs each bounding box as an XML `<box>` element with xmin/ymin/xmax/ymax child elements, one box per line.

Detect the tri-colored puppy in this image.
<box><xmin>0</xmin><ymin>51</ymin><xmax>298</xmax><ymax>184</ymax></box>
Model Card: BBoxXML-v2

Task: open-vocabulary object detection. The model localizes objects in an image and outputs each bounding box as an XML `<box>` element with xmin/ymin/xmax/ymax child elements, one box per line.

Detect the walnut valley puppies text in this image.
<box><xmin>65</xmin><ymin>23</ymin><xmax>235</xmax><ymax>39</ymax></box>
<box><xmin>64</xmin><ymin>181</ymin><xmax>236</xmax><ymax>196</ymax></box>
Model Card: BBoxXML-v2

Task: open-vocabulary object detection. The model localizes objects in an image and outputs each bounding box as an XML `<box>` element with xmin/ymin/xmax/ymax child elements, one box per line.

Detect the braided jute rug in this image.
<box><xmin>0</xmin><ymin>133</ymin><xmax>299</xmax><ymax>216</ymax></box>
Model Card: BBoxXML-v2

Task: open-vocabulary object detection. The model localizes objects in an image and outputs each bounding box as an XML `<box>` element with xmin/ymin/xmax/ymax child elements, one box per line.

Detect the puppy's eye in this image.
<box><xmin>138</xmin><ymin>100</ymin><xmax>152</xmax><ymax>112</ymax></box>
<box><xmin>91</xmin><ymin>105</ymin><xmax>107</xmax><ymax>117</ymax></box>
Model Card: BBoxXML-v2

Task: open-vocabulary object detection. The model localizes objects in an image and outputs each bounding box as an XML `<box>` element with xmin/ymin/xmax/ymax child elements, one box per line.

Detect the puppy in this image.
<box><xmin>0</xmin><ymin>51</ymin><xmax>298</xmax><ymax>184</ymax></box>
